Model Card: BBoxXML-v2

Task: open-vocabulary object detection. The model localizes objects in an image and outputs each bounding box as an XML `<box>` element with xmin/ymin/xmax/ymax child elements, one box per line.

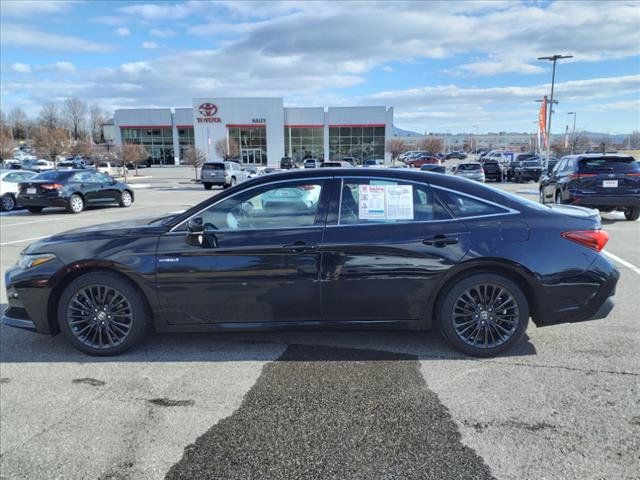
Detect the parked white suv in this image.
<box><xmin>201</xmin><ymin>161</ymin><xmax>250</xmax><ymax>190</ymax></box>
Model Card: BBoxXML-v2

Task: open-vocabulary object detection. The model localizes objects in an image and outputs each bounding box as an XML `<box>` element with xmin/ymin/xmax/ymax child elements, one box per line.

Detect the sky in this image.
<box><xmin>1</xmin><ymin>0</ymin><xmax>639</xmax><ymax>134</ymax></box>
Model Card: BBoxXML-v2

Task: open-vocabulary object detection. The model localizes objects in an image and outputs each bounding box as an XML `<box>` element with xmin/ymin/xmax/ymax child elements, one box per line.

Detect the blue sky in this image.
<box><xmin>1</xmin><ymin>0</ymin><xmax>639</xmax><ymax>134</ymax></box>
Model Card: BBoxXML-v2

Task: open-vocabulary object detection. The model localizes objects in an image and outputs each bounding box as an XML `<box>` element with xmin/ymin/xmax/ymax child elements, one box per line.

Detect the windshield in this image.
<box><xmin>578</xmin><ymin>157</ymin><xmax>639</xmax><ymax>173</ymax></box>
<box><xmin>457</xmin><ymin>163</ymin><xmax>480</xmax><ymax>171</ymax></box>
<box><xmin>202</xmin><ymin>163</ymin><xmax>224</xmax><ymax>170</ymax></box>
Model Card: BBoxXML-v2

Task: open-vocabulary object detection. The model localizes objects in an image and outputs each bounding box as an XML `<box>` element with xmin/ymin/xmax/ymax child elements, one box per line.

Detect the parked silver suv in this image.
<box><xmin>201</xmin><ymin>161</ymin><xmax>250</xmax><ymax>190</ymax></box>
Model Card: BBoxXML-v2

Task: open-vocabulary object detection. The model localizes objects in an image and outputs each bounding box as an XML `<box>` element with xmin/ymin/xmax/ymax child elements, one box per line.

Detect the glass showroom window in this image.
<box><xmin>284</xmin><ymin>127</ymin><xmax>324</xmax><ymax>162</ymax></box>
<box><xmin>178</xmin><ymin>127</ymin><xmax>195</xmax><ymax>163</ymax></box>
<box><xmin>120</xmin><ymin>127</ymin><xmax>174</xmax><ymax>165</ymax></box>
<box><xmin>228</xmin><ymin>127</ymin><xmax>267</xmax><ymax>165</ymax></box>
<box><xmin>329</xmin><ymin>126</ymin><xmax>385</xmax><ymax>164</ymax></box>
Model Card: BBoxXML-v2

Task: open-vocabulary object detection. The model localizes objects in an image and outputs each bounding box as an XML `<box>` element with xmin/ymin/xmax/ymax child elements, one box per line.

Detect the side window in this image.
<box><xmin>198</xmin><ymin>180</ymin><xmax>325</xmax><ymax>231</ymax></box>
<box><xmin>338</xmin><ymin>178</ymin><xmax>451</xmax><ymax>225</ymax></box>
<box><xmin>71</xmin><ymin>171</ymin><xmax>95</xmax><ymax>183</ymax></box>
<box><xmin>4</xmin><ymin>173</ymin><xmax>20</xmax><ymax>182</ymax></box>
<box><xmin>435</xmin><ymin>189</ymin><xmax>508</xmax><ymax>218</ymax></box>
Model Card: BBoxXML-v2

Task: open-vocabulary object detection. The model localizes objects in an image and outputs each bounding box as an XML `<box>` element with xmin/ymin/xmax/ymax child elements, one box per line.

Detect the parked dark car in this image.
<box><xmin>16</xmin><ymin>169</ymin><xmax>134</xmax><ymax>214</ymax></box>
<box><xmin>280</xmin><ymin>157</ymin><xmax>296</xmax><ymax>169</ymax></box>
<box><xmin>419</xmin><ymin>164</ymin><xmax>446</xmax><ymax>174</ymax></box>
<box><xmin>4</xmin><ymin>168</ymin><xmax>618</xmax><ymax>357</ymax></box>
<box><xmin>58</xmin><ymin>158</ymin><xmax>87</xmax><ymax>170</ymax></box>
<box><xmin>505</xmin><ymin>153</ymin><xmax>539</xmax><ymax>181</ymax></box>
<box><xmin>445</xmin><ymin>151</ymin><xmax>467</xmax><ymax>160</ymax></box>
<box><xmin>481</xmin><ymin>159</ymin><xmax>504</xmax><ymax>182</ymax></box>
<box><xmin>513</xmin><ymin>159</ymin><xmax>544</xmax><ymax>183</ymax></box>
<box><xmin>539</xmin><ymin>154</ymin><xmax>640</xmax><ymax>220</ymax></box>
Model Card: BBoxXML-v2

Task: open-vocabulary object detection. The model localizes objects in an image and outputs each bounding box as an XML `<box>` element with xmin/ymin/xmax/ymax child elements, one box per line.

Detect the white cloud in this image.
<box><xmin>142</xmin><ymin>41</ymin><xmax>159</xmax><ymax>49</ymax></box>
<box><xmin>1</xmin><ymin>24</ymin><xmax>112</xmax><ymax>52</ymax></box>
<box><xmin>1</xmin><ymin>0</ymin><xmax>74</xmax><ymax>17</ymax></box>
<box><xmin>149</xmin><ymin>28</ymin><xmax>175</xmax><ymax>38</ymax></box>
<box><xmin>454</xmin><ymin>57</ymin><xmax>545</xmax><ymax>77</ymax></box>
<box><xmin>116</xmin><ymin>27</ymin><xmax>130</xmax><ymax>36</ymax></box>
<box><xmin>52</xmin><ymin>61</ymin><xmax>76</xmax><ymax>73</ymax></box>
<box><xmin>382</xmin><ymin>66</ymin><xmax>393</xmax><ymax>73</ymax></box>
<box><xmin>11</xmin><ymin>62</ymin><xmax>31</xmax><ymax>73</ymax></box>
<box><xmin>118</xmin><ymin>2</ymin><xmax>193</xmax><ymax>20</ymax></box>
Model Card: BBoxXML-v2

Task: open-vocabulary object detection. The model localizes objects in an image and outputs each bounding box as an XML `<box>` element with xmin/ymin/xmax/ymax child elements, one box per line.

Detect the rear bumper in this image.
<box><xmin>17</xmin><ymin>196</ymin><xmax>68</xmax><ymax>208</ymax></box>
<box><xmin>201</xmin><ymin>177</ymin><xmax>228</xmax><ymax>185</ymax></box>
<box><xmin>571</xmin><ymin>194</ymin><xmax>640</xmax><ymax>208</ymax></box>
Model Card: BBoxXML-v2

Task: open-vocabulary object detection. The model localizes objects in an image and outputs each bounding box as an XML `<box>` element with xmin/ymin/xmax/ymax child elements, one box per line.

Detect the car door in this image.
<box><xmin>155</xmin><ymin>177</ymin><xmax>331</xmax><ymax>326</ymax></box>
<box><xmin>542</xmin><ymin>158</ymin><xmax>565</xmax><ymax>202</ymax></box>
<box><xmin>70</xmin><ymin>171</ymin><xmax>101</xmax><ymax>204</ymax></box>
<box><xmin>556</xmin><ymin>158</ymin><xmax>576</xmax><ymax>202</ymax></box>
<box><xmin>320</xmin><ymin>176</ymin><xmax>471</xmax><ymax>324</ymax></box>
<box><xmin>94</xmin><ymin>171</ymin><xmax>121</xmax><ymax>202</ymax></box>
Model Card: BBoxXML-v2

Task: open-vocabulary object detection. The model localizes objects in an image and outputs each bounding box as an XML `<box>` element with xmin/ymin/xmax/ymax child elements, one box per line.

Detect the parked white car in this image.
<box><xmin>0</xmin><ymin>169</ymin><xmax>37</xmax><ymax>211</ymax></box>
<box><xmin>97</xmin><ymin>161</ymin><xmax>124</xmax><ymax>177</ymax></box>
<box><xmin>35</xmin><ymin>159</ymin><xmax>55</xmax><ymax>171</ymax></box>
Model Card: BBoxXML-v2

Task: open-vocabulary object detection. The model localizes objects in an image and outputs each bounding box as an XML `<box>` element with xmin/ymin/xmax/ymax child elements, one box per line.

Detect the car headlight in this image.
<box><xmin>18</xmin><ymin>253</ymin><xmax>57</xmax><ymax>270</ymax></box>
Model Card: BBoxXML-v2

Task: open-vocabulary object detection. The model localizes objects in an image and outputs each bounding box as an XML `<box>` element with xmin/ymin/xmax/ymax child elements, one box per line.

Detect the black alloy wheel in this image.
<box><xmin>58</xmin><ymin>272</ymin><xmax>147</xmax><ymax>355</ymax></box>
<box><xmin>624</xmin><ymin>206</ymin><xmax>640</xmax><ymax>221</ymax></box>
<box><xmin>439</xmin><ymin>273</ymin><xmax>529</xmax><ymax>357</ymax></box>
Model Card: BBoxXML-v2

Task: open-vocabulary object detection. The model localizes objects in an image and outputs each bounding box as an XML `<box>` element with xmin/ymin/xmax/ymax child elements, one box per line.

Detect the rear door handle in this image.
<box><xmin>282</xmin><ymin>241</ymin><xmax>318</xmax><ymax>252</ymax></box>
<box><xmin>423</xmin><ymin>235</ymin><xmax>459</xmax><ymax>247</ymax></box>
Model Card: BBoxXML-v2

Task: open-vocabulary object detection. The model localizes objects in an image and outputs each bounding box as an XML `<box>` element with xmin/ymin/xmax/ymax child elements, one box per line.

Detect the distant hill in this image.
<box><xmin>392</xmin><ymin>126</ymin><xmax>423</xmax><ymax>137</ymax></box>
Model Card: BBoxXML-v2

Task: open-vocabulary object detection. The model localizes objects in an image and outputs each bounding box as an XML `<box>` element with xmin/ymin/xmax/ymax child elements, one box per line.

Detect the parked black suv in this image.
<box><xmin>513</xmin><ymin>159</ymin><xmax>543</xmax><ymax>183</ymax></box>
<box><xmin>481</xmin><ymin>159</ymin><xmax>503</xmax><ymax>182</ymax></box>
<box><xmin>539</xmin><ymin>154</ymin><xmax>640</xmax><ymax>220</ymax></box>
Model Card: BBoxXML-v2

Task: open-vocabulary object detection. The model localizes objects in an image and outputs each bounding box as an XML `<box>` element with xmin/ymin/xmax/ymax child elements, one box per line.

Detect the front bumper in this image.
<box><xmin>2</xmin><ymin>306</ymin><xmax>37</xmax><ymax>331</ymax></box>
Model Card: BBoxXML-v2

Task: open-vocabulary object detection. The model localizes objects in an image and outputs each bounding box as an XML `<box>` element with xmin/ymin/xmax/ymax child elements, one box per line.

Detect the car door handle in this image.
<box><xmin>282</xmin><ymin>241</ymin><xmax>318</xmax><ymax>252</ymax></box>
<box><xmin>422</xmin><ymin>235</ymin><xmax>459</xmax><ymax>247</ymax></box>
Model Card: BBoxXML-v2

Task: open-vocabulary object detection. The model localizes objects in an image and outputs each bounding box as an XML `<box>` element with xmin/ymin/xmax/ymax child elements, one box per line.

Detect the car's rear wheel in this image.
<box><xmin>67</xmin><ymin>194</ymin><xmax>84</xmax><ymax>214</ymax></box>
<box><xmin>554</xmin><ymin>191</ymin><xmax>562</xmax><ymax>204</ymax></box>
<box><xmin>203</xmin><ymin>183</ymin><xmax>212</xmax><ymax>190</ymax></box>
<box><xmin>119</xmin><ymin>190</ymin><xmax>133</xmax><ymax>207</ymax></box>
<box><xmin>1</xmin><ymin>194</ymin><xmax>16</xmax><ymax>212</ymax></box>
<box><xmin>439</xmin><ymin>273</ymin><xmax>529</xmax><ymax>357</ymax></box>
<box><xmin>624</xmin><ymin>206</ymin><xmax>640</xmax><ymax>221</ymax></box>
<box><xmin>57</xmin><ymin>272</ymin><xmax>148</xmax><ymax>356</ymax></box>
<box><xmin>27</xmin><ymin>206</ymin><xmax>43</xmax><ymax>213</ymax></box>
<box><xmin>539</xmin><ymin>188</ymin><xmax>546</xmax><ymax>204</ymax></box>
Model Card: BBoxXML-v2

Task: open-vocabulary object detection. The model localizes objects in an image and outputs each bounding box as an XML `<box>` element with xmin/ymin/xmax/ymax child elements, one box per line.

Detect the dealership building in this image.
<box><xmin>113</xmin><ymin>98</ymin><xmax>394</xmax><ymax>166</ymax></box>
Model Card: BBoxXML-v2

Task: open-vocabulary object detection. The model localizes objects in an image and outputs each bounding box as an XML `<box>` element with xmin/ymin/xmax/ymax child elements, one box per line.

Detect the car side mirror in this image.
<box><xmin>186</xmin><ymin>217</ymin><xmax>217</xmax><ymax>248</ymax></box>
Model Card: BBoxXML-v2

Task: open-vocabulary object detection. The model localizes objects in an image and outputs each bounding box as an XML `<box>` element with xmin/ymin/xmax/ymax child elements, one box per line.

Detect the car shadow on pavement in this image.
<box><xmin>0</xmin><ymin>304</ymin><xmax>537</xmax><ymax>363</ymax></box>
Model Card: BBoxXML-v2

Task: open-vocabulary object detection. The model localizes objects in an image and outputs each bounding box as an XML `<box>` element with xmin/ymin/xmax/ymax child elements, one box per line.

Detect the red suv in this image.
<box><xmin>406</xmin><ymin>156</ymin><xmax>440</xmax><ymax>168</ymax></box>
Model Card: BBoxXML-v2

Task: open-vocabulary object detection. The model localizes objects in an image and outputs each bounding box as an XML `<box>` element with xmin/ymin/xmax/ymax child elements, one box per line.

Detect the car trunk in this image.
<box><xmin>19</xmin><ymin>180</ymin><xmax>62</xmax><ymax>197</ymax></box>
<box><xmin>547</xmin><ymin>204</ymin><xmax>601</xmax><ymax>229</ymax></box>
<box><xmin>576</xmin><ymin>156</ymin><xmax>640</xmax><ymax>195</ymax></box>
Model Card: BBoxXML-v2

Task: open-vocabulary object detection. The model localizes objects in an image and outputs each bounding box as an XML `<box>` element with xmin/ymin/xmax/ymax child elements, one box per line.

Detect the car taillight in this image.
<box><xmin>625</xmin><ymin>172</ymin><xmax>640</xmax><ymax>176</ymax></box>
<box><xmin>40</xmin><ymin>183</ymin><xmax>63</xmax><ymax>190</ymax></box>
<box><xmin>569</xmin><ymin>173</ymin><xmax>596</xmax><ymax>180</ymax></box>
<box><xmin>561</xmin><ymin>230</ymin><xmax>609</xmax><ymax>252</ymax></box>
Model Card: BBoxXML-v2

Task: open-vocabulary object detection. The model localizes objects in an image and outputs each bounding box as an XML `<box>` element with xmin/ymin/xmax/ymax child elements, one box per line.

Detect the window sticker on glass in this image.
<box><xmin>386</xmin><ymin>185</ymin><xmax>414</xmax><ymax>220</ymax></box>
<box><xmin>358</xmin><ymin>185</ymin><xmax>386</xmax><ymax>220</ymax></box>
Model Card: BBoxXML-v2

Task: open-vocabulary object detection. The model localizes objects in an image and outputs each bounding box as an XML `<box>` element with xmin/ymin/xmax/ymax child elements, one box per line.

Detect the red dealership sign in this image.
<box><xmin>197</xmin><ymin>102</ymin><xmax>221</xmax><ymax>123</ymax></box>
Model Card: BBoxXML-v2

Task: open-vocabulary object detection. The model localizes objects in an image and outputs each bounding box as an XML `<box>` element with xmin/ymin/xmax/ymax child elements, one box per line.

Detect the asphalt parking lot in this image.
<box><xmin>1</xmin><ymin>167</ymin><xmax>638</xmax><ymax>480</ymax></box>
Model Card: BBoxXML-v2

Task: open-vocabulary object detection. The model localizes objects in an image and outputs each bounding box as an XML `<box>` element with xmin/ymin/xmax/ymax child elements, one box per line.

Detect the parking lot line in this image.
<box><xmin>0</xmin><ymin>235</ymin><xmax>50</xmax><ymax>246</ymax></box>
<box><xmin>603</xmin><ymin>250</ymin><xmax>640</xmax><ymax>275</ymax></box>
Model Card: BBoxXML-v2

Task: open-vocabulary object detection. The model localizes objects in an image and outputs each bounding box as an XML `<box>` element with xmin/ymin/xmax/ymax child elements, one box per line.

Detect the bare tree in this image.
<box><xmin>63</xmin><ymin>97</ymin><xmax>88</xmax><ymax>140</ymax></box>
<box><xmin>183</xmin><ymin>146</ymin><xmax>207</xmax><ymax>180</ymax></box>
<box><xmin>8</xmin><ymin>107</ymin><xmax>28</xmax><ymax>140</ymax></box>
<box><xmin>0</xmin><ymin>130</ymin><xmax>16</xmax><ymax>161</ymax></box>
<box><xmin>0</xmin><ymin>109</ymin><xmax>9</xmax><ymax>136</ymax></box>
<box><xmin>214</xmin><ymin>138</ymin><xmax>240</xmax><ymax>160</ymax></box>
<box><xmin>69</xmin><ymin>140</ymin><xmax>93</xmax><ymax>158</ymax></box>
<box><xmin>89</xmin><ymin>104</ymin><xmax>107</xmax><ymax>144</ymax></box>
<box><xmin>38</xmin><ymin>103</ymin><xmax>60</xmax><ymax>130</ymax></box>
<box><xmin>416</xmin><ymin>136</ymin><xmax>444</xmax><ymax>154</ymax></box>
<box><xmin>33</xmin><ymin>128</ymin><xmax>69</xmax><ymax>161</ymax></box>
<box><xmin>119</xmin><ymin>144</ymin><xmax>148</xmax><ymax>177</ymax></box>
<box><xmin>385</xmin><ymin>138</ymin><xmax>408</xmax><ymax>165</ymax></box>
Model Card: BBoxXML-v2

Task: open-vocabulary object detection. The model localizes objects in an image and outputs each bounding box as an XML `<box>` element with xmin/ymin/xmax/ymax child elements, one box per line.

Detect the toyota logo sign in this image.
<box><xmin>198</xmin><ymin>103</ymin><xmax>218</xmax><ymax>117</ymax></box>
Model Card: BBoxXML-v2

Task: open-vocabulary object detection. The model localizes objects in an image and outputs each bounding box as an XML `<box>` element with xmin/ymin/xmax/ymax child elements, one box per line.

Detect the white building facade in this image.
<box><xmin>113</xmin><ymin>98</ymin><xmax>393</xmax><ymax>166</ymax></box>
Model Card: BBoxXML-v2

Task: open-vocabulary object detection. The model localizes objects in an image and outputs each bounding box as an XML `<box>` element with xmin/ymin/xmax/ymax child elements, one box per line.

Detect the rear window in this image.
<box><xmin>578</xmin><ymin>157</ymin><xmax>639</xmax><ymax>173</ymax></box>
<box><xmin>202</xmin><ymin>163</ymin><xmax>224</xmax><ymax>170</ymax></box>
<box><xmin>33</xmin><ymin>171</ymin><xmax>71</xmax><ymax>181</ymax></box>
<box><xmin>321</xmin><ymin>162</ymin><xmax>341</xmax><ymax>167</ymax></box>
<box><xmin>457</xmin><ymin>163</ymin><xmax>480</xmax><ymax>171</ymax></box>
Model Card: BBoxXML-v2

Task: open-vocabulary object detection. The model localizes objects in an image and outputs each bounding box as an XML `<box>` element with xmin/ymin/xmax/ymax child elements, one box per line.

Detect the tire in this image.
<box><xmin>203</xmin><ymin>183</ymin><xmax>212</xmax><ymax>190</ymax></box>
<box><xmin>57</xmin><ymin>271</ymin><xmax>148</xmax><ymax>356</ymax></box>
<box><xmin>409</xmin><ymin>163</ymin><xmax>415</xmax><ymax>168</ymax></box>
<box><xmin>67</xmin><ymin>194</ymin><xmax>84</xmax><ymax>214</ymax></box>
<box><xmin>231</xmin><ymin>177</ymin><xmax>236</xmax><ymax>186</ymax></box>
<box><xmin>27</xmin><ymin>206</ymin><xmax>43</xmax><ymax>213</ymax></box>
<box><xmin>624</xmin><ymin>206</ymin><xmax>640</xmax><ymax>221</ymax></box>
<box><xmin>119</xmin><ymin>190</ymin><xmax>133</xmax><ymax>208</ymax></box>
<box><xmin>539</xmin><ymin>188</ymin><xmax>546</xmax><ymax>204</ymax></box>
<box><xmin>438</xmin><ymin>273</ymin><xmax>529</xmax><ymax>357</ymax></box>
<box><xmin>1</xmin><ymin>194</ymin><xmax>16</xmax><ymax>212</ymax></box>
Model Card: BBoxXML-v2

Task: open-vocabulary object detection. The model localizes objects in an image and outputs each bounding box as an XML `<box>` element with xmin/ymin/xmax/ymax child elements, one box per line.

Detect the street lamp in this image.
<box><xmin>567</xmin><ymin>112</ymin><xmax>577</xmax><ymax>154</ymax></box>
<box><xmin>538</xmin><ymin>54</ymin><xmax>573</xmax><ymax>163</ymax></box>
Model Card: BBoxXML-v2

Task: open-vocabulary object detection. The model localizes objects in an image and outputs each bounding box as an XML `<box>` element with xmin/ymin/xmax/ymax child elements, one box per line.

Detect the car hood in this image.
<box><xmin>23</xmin><ymin>217</ymin><xmax>170</xmax><ymax>254</ymax></box>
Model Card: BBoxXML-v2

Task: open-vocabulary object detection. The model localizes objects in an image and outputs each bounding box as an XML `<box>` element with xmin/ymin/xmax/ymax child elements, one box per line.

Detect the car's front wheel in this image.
<box><xmin>119</xmin><ymin>190</ymin><xmax>133</xmax><ymax>208</ymax></box>
<box><xmin>67</xmin><ymin>194</ymin><xmax>84</xmax><ymax>214</ymax></box>
<box><xmin>57</xmin><ymin>272</ymin><xmax>148</xmax><ymax>356</ymax></box>
<box><xmin>1</xmin><ymin>194</ymin><xmax>16</xmax><ymax>212</ymax></box>
<box><xmin>439</xmin><ymin>273</ymin><xmax>529</xmax><ymax>357</ymax></box>
<box><xmin>624</xmin><ymin>206</ymin><xmax>640</xmax><ymax>221</ymax></box>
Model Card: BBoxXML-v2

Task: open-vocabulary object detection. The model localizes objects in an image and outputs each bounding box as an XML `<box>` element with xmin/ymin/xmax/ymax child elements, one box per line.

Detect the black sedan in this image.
<box><xmin>16</xmin><ymin>169</ymin><xmax>134</xmax><ymax>214</ymax></box>
<box><xmin>4</xmin><ymin>168</ymin><xmax>618</xmax><ymax>357</ymax></box>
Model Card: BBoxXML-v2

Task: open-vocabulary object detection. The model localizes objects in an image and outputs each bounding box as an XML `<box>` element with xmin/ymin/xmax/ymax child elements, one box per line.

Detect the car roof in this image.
<box><xmin>563</xmin><ymin>153</ymin><xmax>635</xmax><ymax>160</ymax></box>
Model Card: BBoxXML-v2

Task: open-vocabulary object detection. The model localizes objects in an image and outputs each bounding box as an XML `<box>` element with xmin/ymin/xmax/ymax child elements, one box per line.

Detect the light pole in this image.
<box><xmin>538</xmin><ymin>54</ymin><xmax>573</xmax><ymax>163</ymax></box>
<box><xmin>567</xmin><ymin>111</ymin><xmax>577</xmax><ymax>154</ymax></box>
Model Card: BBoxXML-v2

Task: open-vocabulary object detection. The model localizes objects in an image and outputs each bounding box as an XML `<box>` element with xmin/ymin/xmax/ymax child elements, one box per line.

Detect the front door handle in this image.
<box><xmin>423</xmin><ymin>235</ymin><xmax>459</xmax><ymax>247</ymax></box>
<box><xmin>282</xmin><ymin>241</ymin><xmax>318</xmax><ymax>253</ymax></box>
